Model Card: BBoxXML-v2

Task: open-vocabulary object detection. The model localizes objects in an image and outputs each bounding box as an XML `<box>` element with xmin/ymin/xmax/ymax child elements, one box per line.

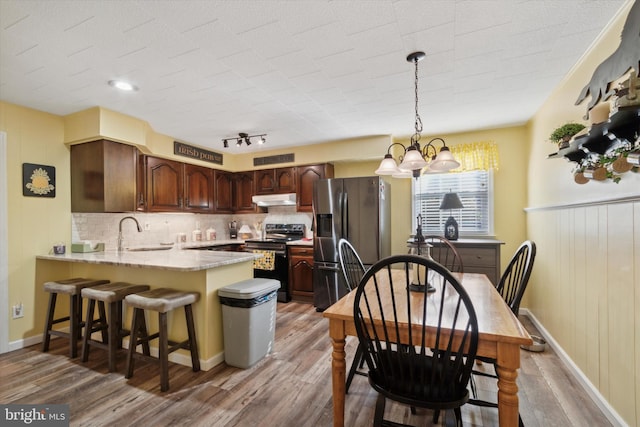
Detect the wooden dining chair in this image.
<box><xmin>354</xmin><ymin>254</ymin><xmax>479</xmax><ymax>426</ymax></box>
<box><xmin>423</xmin><ymin>235</ymin><xmax>464</xmax><ymax>273</ymax></box>
<box><xmin>337</xmin><ymin>238</ymin><xmax>367</xmax><ymax>394</ymax></box>
<box><xmin>469</xmin><ymin>240</ymin><xmax>536</xmax><ymax>426</ymax></box>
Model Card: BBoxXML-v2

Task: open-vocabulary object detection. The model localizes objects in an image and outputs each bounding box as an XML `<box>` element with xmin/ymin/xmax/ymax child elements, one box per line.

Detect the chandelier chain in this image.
<box><xmin>412</xmin><ymin>55</ymin><xmax>423</xmax><ymax>146</ymax></box>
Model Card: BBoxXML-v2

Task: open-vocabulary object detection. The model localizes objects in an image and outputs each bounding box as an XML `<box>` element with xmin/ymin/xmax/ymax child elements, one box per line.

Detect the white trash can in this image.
<box><xmin>218</xmin><ymin>278</ymin><xmax>280</xmax><ymax>368</ymax></box>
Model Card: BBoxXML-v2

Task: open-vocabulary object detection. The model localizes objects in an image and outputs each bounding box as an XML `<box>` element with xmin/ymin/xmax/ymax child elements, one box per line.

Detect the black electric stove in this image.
<box><xmin>244</xmin><ymin>224</ymin><xmax>306</xmax><ymax>302</ymax></box>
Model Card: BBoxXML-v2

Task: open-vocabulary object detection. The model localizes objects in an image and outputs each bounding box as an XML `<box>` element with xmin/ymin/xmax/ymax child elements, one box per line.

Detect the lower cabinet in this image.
<box><xmin>288</xmin><ymin>245</ymin><xmax>314</xmax><ymax>303</ymax></box>
<box><xmin>450</xmin><ymin>239</ymin><xmax>503</xmax><ymax>285</ymax></box>
<box><xmin>415</xmin><ymin>238</ymin><xmax>503</xmax><ymax>285</ymax></box>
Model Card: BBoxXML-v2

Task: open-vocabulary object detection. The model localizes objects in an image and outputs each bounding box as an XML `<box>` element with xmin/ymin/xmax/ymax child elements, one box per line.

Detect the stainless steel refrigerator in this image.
<box><xmin>312</xmin><ymin>176</ymin><xmax>391</xmax><ymax>310</ymax></box>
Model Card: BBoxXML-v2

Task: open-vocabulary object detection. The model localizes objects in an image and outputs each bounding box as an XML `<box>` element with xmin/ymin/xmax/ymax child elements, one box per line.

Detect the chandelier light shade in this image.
<box><xmin>440</xmin><ymin>192</ymin><xmax>464</xmax><ymax>240</ymax></box>
<box><xmin>375</xmin><ymin>51</ymin><xmax>459</xmax><ymax>178</ymax></box>
<box><xmin>222</xmin><ymin>132</ymin><xmax>267</xmax><ymax>148</ymax></box>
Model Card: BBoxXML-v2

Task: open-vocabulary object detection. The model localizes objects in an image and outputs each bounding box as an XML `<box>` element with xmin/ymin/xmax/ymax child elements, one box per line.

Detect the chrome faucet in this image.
<box><xmin>117</xmin><ymin>216</ymin><xmax>142</xmax><ymax>252</ymax></box>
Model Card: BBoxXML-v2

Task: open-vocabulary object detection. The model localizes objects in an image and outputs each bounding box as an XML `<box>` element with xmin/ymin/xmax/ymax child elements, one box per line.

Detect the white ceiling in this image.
<box><xmin>0</xmin><ymin>0</ymin><xmax>629</xmax><ymax>155</ymax></box>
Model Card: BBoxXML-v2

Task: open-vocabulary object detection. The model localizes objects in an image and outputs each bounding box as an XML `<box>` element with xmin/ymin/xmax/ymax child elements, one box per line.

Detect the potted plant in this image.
<box><xmin>550</xmin><ymin>123</ymin><xmax>586</xmax><ymax>149</ymax></box>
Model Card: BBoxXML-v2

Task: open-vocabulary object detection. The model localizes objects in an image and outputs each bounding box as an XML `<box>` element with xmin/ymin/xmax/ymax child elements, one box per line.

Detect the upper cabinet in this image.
<box><xmin>255</xmin><ymin>167</ymin><xmax>296</xmax><ymax>195</ymax></box>
<box><xmin>144</xmin><ymin>156</ymin><xmax>184</xmax><ymax>212</ymax></box>
<box><xmin>144</xmin><ymin>156</ymin><xmax>215</xmax><ymax>213</ymax></box>
<box><xmin>233</xmin><ymin>171</ymin><xmax>256</xmax><ymax>213</ymax></box>
<box><xmin>296</xmin><ymin>164</ymin><xmax>334</xmax><ymax>212</ymax></box>
<box><xmin>213</xmin><ymin>170</ymin><xmax>234</xmax><ymax>213</ymax></box>
<box><xmin>71</xmin><ymin>140</ymin><xmax>334</xmax><ymax>214</ymax></box>
<box><xmin>184</xmin><ymin>163</ymin><xmax>214</xmax><ymax>213</ymax></box>
<box><xmin>71</xmin><ymin>139</ymin><xmax>139</xmax><ymax>213</ymax></box>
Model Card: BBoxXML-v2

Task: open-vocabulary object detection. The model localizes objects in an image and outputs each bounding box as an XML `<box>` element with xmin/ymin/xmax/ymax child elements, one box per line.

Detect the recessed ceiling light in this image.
<box><xmin>108</xmin><ymin>80</ymin><xmax>138</xmax><ymax>92</ymax></box>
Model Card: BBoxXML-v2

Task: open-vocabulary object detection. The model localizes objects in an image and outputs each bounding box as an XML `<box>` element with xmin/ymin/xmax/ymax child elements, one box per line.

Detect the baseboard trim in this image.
<box><xmin>521</xmin><ymin>309</ymin><xmax>629</xmax><ymax>427</ymax></box>
<box><xmin>9</xmin><ymin>330</ymin><xmax>225</xmax><ymax>372</ymax></box>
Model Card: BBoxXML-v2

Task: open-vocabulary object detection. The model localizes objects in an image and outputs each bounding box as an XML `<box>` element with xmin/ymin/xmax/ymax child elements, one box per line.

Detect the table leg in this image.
<box><xmin>495</xmin><ymin>342</ymin><xmax>521</xmax><ymax>427</ymax></box>
<box><xmin>329</xmin><ymin>319</ymin><xmax>346</xmax><ymax>427</ymax></box>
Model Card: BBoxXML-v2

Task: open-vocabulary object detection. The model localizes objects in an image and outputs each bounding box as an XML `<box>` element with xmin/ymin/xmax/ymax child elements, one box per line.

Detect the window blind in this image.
<box><xmin>412</xmin><ymin>170</ymin><xmax>493</xmax><ymax>236</ymax></box>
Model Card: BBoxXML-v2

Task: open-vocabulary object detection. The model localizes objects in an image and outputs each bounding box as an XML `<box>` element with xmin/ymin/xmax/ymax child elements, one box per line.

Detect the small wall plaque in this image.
<box><xmin>253</xmin><ymin>153</ymin><xmax>295</xmax><ymax>166</ymax></box>
<box><xmin>174</xmin><ymin>141</ymin><xmax>223</xmax><ymax>165</ymax></box>
<box><xmin>22</xmin><ymin>163</ymin><xmax>56</xmax><ymax>198</ymax></box>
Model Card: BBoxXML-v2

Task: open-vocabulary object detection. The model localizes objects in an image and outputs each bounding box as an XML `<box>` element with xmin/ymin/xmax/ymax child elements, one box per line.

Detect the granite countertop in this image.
<box><xmin>36</xmin><ymin>246</ymin><xmax>259</xmax><ymax>272</ymax></box>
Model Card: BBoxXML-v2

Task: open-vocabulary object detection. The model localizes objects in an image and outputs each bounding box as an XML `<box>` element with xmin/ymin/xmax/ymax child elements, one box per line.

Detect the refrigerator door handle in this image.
<box><xmin>316</xmin><ymin>263</ymin><xmax>340</xmax><ymax>272</ymax></box>
<box><xmin>342</xmin><ymin>191</ymin><xmax>348</xmax><ymax>240</ymax></box>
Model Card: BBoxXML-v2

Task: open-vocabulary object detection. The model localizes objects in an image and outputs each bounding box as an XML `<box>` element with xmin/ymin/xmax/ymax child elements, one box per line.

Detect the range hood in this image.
<box><xmin>252</xmin><ymin>193</ymin><xmax>297</xmax><ymax>207</ymax></box>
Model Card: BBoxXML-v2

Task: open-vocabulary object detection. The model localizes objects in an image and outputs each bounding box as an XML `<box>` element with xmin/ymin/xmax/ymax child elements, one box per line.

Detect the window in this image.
<box><xmin>412</xmin><ymin>170</ymin><xmax>493</xmax><ymax>236</ymax></box>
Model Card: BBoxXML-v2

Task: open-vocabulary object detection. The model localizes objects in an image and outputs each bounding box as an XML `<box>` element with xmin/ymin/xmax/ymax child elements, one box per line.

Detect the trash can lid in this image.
<box><xmin>218</xmin><ymin>278</ymin><xmax>280</xmax><ymax>299</ymax></box>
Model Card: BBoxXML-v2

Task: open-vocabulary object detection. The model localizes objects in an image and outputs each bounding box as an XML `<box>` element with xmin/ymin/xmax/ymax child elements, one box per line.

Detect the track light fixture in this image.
<box><xmin>222</xmin><ymin>132</ymin><xmax>267</xmax><ymax>148</ymax></box>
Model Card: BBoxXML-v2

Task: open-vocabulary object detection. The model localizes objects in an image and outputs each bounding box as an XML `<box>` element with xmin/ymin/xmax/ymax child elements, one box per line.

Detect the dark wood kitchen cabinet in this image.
<box><xmin>144</xmin><ymin>156</ymin><xmax>183</xmax><ymax>212</ymax></box>
<box><xmin>255</xmin><ymin>167</ymin><xmax>296</xmax><ymax>195</ymax></box>
<box><xmin>288</xmin><ymin>245</ymin><xmax>314</xmax><ymax>303</ymax></box>
<box><xmin>143</xmin><ymin>156</ymin><xmax>214</xmax><ymax>213</ymax></box>
<box><xmin>71</xmin><ymin>139</ymin><xmax>139</xmax><ymax>212</ymax></box>
<box><xmin>296</xmin><ymin>163</ymin><xmax>334</xmax><ymax>212</ymax></box>
<box><xmin>213</xmin><ymin>170</ymin><xmax>234</xmax><ymax>213</ymax></box>
<box><xmin>233</xmin><ymin>171</ymin><xmax>256</xmax><ymax>213</ymax></box>
<box><xmin>184</xmin><ymin>163</ymin><xmax>214</xmax><ymax>212</ymax></box>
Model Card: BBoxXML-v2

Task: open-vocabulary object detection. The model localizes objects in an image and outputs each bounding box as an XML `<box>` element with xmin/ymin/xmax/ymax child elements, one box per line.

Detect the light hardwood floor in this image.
<box><xmin>0</xmin><ymin>301</ymin><xmax>612</xmax><ymax>426</ymax></box>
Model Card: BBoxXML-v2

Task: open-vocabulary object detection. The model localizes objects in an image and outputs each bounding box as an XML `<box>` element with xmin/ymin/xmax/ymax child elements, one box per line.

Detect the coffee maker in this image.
<box><xmin>229</xmin><ymin>221</ymin><xmax>238</xmax><ymax>239</ymax></box>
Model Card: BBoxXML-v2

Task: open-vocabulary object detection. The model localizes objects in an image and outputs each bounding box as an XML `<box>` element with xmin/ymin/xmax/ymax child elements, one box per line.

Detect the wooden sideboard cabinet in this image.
<box><xmin>412</xmin><ymin>238</ymin><xmax>504</xmax><ymax>285</ymax></box>
<box><xmin>288</xmin><ymin>245</ymin><xmax>314</xmax><ymax>303</ymax></box>
<box><xmin>451</xmin><ymin>239</ymin><xmax>503</xmax><ymax>285</ymax></box>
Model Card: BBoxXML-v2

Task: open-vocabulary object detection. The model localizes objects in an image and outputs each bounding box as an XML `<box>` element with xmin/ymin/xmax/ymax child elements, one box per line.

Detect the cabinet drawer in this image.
<box><xmin>455</xmin><ymin>247</ymin><xmax>497</xmax><ymax>267</ymax></box>
<box><xmin>289</xmin><ymin>246</ymin><xmax>314</xmax><ymax>256</ymax></box>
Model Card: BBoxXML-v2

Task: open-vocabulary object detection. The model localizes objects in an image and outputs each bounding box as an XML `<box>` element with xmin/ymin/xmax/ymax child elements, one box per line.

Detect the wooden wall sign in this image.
<box><xmin>174</xmin><ymin>141</ymin><xmax>223</xmax><ymax>165</ymax></box>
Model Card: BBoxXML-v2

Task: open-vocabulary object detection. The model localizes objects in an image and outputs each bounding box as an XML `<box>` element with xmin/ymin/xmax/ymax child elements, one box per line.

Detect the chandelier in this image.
<box><xmin>375</xmin><ymin>51</ymin><xmax>459</xmax><ymax>178</ymax></box>
<box><xmin>222</xmin><ymin>133</ymin><xmax>267</xmax><ymax>148</ymax></box>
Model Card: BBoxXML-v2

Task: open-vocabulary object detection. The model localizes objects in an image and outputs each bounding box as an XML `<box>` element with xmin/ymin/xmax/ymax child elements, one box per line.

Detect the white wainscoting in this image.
<box><xmin>525</xmin><ymin>197</ymin><xmax>639</xmax><ymax>427</ymax></box>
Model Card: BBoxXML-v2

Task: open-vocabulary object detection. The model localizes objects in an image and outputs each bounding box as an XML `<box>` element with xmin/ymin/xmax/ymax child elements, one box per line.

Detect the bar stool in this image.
<box><xmin>42</xmin><ymin>278</ymin><xmax>110</xmax><ymax>358</ymax></box>
<box><xmin>81</xmin><ymin>282</ymin><xmax>151</xmax><ymax>372</ymax></box>
<box><xmin>125</xmin><ymin>288</ymin><xmax>201</xmax><ymax>392</ymax></box>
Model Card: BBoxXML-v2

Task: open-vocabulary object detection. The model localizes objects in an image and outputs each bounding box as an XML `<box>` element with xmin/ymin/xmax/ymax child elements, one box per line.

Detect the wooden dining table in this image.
<box><xmin>323</xmin><ymin>271</ymin><xmax>533</xmax><ymax>427</ymax></box>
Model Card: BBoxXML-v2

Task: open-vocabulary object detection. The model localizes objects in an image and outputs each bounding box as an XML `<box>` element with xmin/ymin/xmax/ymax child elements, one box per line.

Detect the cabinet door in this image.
<box><xmin>71</xmin><ymin>139</ymin><xmax>139</xmax><ymax>213</ymax></box>
<box><xmin>255</xmin><ymin>169</ymin><xmax>276</xmax><ymax>194</ymax></box>
<box><xmin>275</xmin><ymin>167</ymin><xmax>296</xmax><ymax>193</ymax></box>
<box><xmin>296</xmin><ymin>164</ymin><xmax>334</xmax><ymax>212</ymax></box>
<box><xmin>213</xmin><ymin>170</ymin><xmax>234</xmax><ymax>213</ymax></box>
<box><xmin>234</xmin><ymin>171</ymin><xmax>255</xmax><ymax>213</ymax></box>
<box><xmin>146</xmin><ymin>156</ymin><xmax>183</xmax><ymax>212</ymax></box>
<box><xmin>289</xmin><ymin>247</ymin><xmax>314</xmax><ymax>302</ymax></box>
<box><xmin>184</xmin><ymin>164</ymin><xmax>214</xmax><ymax>212</ymax></box>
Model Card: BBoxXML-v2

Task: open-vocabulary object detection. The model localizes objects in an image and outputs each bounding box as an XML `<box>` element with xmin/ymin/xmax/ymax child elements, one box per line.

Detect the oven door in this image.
<box><xmin>252</xmin><ymin>251</ymin><xmax>290</xmax><ymax>303</ymax></box>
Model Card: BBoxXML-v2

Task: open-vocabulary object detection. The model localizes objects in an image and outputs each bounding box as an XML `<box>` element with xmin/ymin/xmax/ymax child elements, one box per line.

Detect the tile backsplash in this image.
<box><xmin>72</xmin><ymin>206</ymin><xmax>312</xmax><ymax>250</ymax></box>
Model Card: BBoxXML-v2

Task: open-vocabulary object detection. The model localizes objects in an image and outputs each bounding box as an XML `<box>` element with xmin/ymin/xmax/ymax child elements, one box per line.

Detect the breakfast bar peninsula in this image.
<box><xmin>36</xmin><ymin>247</ymin><xmax>259</xmax><ymax>370</ymax></box>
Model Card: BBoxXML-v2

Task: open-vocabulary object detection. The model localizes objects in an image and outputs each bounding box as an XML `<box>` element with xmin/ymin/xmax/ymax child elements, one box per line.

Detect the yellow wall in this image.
<box><xmin>526</xmin><ymin>1</ymin><xmax>639</xmax><ymax>425</ymax></box>
<box><xmin>0</xmin><ymin>102</ymin><xmax>70</xmax><ymax>342</ymax></box>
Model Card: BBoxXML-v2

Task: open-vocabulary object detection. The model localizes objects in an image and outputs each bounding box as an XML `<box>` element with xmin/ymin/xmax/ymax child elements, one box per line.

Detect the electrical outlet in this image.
<box><xmin>144</xmin><ymin>222</ymin><xmax>151</xmax><ymax>231</ymax></box>
<box><xmin>12</xmin><ymin>303</ymin><xmax>24</xmax><ymax>319</ymax></box>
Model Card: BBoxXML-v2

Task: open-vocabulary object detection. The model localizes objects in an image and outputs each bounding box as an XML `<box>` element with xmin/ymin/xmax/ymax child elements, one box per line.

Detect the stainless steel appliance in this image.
<box><xmin>313</xmin><ymin>176</ymin><xmax>390</xmax><ymax>310</ymax></box>
<box><xmin>229</xmin><ymin>221</ymin><xmax>238</xmax><ymax>239</ymax></box>
<box><xmin>244</xmin><ymin>223</ymin><xmax>306</xmax><ymax>303</ymax></box>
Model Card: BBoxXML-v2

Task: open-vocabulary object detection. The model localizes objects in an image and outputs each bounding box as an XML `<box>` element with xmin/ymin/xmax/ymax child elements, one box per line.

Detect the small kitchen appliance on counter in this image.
<box><xmin>229</xmin><ymin>221</ymin><xmax>238</xmax><ymax>239</ymax></box>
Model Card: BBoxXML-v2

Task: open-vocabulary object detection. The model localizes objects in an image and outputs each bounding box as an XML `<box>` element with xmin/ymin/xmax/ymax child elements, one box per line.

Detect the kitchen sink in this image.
<box><xmin>127</xmin><ymin>245</ymin><xmax>173</xmax><ymax>252</ymax></box>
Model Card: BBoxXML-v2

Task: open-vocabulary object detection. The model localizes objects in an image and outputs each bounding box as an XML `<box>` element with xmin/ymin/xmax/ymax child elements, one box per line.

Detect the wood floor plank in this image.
<box><xmin>0</xmin><ymin>303</ymin><xmax>613</xmax><ymax>426</ymax></box>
